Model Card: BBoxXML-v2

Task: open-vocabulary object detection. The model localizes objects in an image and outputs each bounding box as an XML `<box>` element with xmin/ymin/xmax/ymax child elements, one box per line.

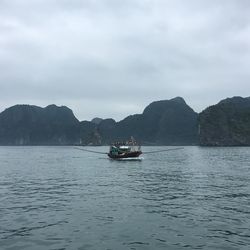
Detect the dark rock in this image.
<box><xmin>79</xmin><ymin>121</ymin><xmax>101</xmax><ymax>145</ymax></box>
<box><xmin>98</xmin><ymin>97</ymin><xmax>198</xmax><ymax>145</ymax></box>
<box><xmin>199</xmin><ymin>96</ymin><xmax>250</xmax><ymax>146</ymax></box>
<box><xmin>0</xmin><ymin>104</ymin><xmax>80</xmax><ymax>145</ymax></box>
<box><xmin>91</xmin><ymin>117</ymin><xmax>103</xmax><ymax>125</ymax></box>
<box><xmin>0</xmin><ymin>97</ymin><xmax>201</xmax><ymax>146</ymax></box>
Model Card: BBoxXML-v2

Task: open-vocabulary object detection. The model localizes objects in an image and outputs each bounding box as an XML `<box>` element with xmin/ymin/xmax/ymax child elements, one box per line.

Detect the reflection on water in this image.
<box><xmin>0</xmin><ymin>146</ymin><xmax>250</xmax><ymax>249</ymax></box>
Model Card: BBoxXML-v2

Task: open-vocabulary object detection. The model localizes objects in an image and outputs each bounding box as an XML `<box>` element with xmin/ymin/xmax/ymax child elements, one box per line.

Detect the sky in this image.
<box><xmin>0</xmin><ymin>0</ymin><xmax>250</xmax><ymax>121</ymax></box>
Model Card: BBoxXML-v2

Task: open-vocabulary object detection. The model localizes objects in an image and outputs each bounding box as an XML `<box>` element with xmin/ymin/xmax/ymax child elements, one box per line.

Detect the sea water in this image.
<box><xmin>0</xmin><ymin>146</ymin><xmax>250</xmax><ymax>250</ymax></box>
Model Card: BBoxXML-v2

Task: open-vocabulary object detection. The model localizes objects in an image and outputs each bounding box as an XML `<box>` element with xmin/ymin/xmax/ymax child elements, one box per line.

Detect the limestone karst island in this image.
<box><xmin>1</xmin><ymin>96</ymin><xmax>250</xmax><ymax>146</ymax></box>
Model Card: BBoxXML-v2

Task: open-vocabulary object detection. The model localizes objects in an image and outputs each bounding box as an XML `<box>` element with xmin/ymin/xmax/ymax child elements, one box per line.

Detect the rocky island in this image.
<box><xmin>0</xmin><ymin>96</ymin><xmax>250</xmax><ymax>146</ymax></box>
<box><xmin>199</xmin><ymin>97</ymin><xmax>250</xmax><ymax>146</ymax></box>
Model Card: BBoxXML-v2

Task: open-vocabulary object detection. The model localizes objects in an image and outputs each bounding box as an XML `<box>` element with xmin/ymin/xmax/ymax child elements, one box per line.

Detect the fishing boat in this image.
<box><xmin>108</xmin><ymin>139</ymin><xmax>142</xmax><ymax>160</ymax></box>
<box><xmin>74</xmin><ymin>138</ymin><xmax>183</xmax><ymax>160</ymax></box>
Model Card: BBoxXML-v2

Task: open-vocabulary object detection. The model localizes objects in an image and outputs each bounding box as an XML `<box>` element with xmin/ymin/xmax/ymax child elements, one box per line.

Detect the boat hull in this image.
<box><xmin>108</xmin><ymin>151</ymin><xmax>142</xmax><ymax>159</ymax></box>
<box><xmin>109</xmin><ymin>157</ymin><xmax>143</xmax><ymax>161</ymax></box>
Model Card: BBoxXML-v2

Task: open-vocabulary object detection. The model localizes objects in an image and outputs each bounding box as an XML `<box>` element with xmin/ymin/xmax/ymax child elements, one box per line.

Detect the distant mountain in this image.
<box><xmin>79</xmin><ymin>121</ymin><xmax>101</xmax><ymax>146</ymax></box>
<box><xmin>98</xmin><ymin>97</ymin><xmax>198</xmax><ymax>145</ymax></box>
<box><xmin>0</xmin><ymin>104</ymin><xmax>81</xmax><ymax>145</ymax></box>
<box><xmin>2</xmin><ymin>96</ymin><xmax>250</xmax><ymax>146</ymax></box>
<box><xmin>0</xmin><ymin>98</ymin><xmax>198</xmax><ymax>146</ymax></box>
<box><xmin>97</xmin><ymin>118</ymin><xmax>116</xmax><ymax>143</ymax></box>
<box><xmin>199</xmin><ymin>96</ymin><xmax>250</xmax><ymax>146</ymax></box>
<box><xmin>91</xmin><ymin>117</ymin><xmax>103</xmax><ymax>125</ymax></box>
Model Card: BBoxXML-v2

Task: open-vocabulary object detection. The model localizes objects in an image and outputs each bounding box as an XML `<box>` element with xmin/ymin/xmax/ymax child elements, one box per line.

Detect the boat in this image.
<box><xmin>108</xmin><ymin>138</ymin><xmax>142</xmax><ymax>160</ymax></box>
<box><xmin>74</xmin><ymin>137</ymin><xmax>183</xmax><ymax>160</ymax></box>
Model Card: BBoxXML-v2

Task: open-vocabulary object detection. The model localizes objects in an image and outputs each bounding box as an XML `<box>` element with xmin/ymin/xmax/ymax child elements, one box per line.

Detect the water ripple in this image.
<box><xmin>0</xmin><ymin>146</ymin><xmax>250</xmax><ymax>249</ymax></box>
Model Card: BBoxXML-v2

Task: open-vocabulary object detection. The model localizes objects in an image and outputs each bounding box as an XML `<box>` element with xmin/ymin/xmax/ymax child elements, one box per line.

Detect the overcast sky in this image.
<box><xmin>0</xmin><ymin>0</ymin><xmax>250</xmax><ymax>121</ymax></box>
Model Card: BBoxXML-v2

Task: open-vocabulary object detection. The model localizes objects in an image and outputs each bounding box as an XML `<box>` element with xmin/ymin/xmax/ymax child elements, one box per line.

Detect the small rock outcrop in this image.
<box><xmin>91</xmin><ymin>117</ymin><xmax>103</xmax><ymax>125</ymax></box>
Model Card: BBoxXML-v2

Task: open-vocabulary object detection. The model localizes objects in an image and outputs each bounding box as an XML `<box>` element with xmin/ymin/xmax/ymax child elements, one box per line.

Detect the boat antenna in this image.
<box><xmin>74</xmin><ymin>147</ymin><xmax>108</xmax><ymax>155</ymax></box>
<box><xmin>143</xmin><ymin>147</ymin><xmax>184</xmax><ymax>154</ymax></box>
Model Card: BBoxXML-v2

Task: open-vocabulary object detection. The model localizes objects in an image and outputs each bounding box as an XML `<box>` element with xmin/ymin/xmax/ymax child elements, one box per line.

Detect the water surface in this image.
<box><xmin>0</xmin><ymin>146</ymin><xmax>250</xmax><ymax>249</ymax></box>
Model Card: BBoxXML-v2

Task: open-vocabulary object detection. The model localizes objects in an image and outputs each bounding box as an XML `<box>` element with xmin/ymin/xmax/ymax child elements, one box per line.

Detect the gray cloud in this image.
<box><xmin>0</xmin><ymin>0</ymin><xmax>250</xmax><ymax>120</ymax></box>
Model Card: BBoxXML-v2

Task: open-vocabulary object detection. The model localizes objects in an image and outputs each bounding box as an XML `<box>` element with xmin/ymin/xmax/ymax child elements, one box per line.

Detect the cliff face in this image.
<box><xmin>0</xmin><ymin>97</ymin><xmax>199</xmax><ymax>146</ymax></box>
<box><xmin>142</xmin><ymin>97</ymin><xmax>198</xmax><ymax>145</ymax></box>
<box><xmin>4</xmin><ymin>96</ymin><xmax>250</xmax><ymax>146</ymax></box>
<box><xmin>0</xmin><ymin>105</ymin><xmax>80</xmax><ymax>145</ymax></box>
<box><xmin>98</xmin><ymin>97</ymin><xmax>198</xmax><ymax>145</ymax></box>
<box><xmin>199</xmin><ymin>97</ymin><xmax>250</xmax><ymax>146</ymax></box>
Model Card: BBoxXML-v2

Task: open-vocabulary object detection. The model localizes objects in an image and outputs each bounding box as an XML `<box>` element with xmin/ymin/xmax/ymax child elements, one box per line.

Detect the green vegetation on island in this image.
<box><xmin>0</xmin><ymin>96</ymin><xmax>250</xmax><ymax>146</ymax></box>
